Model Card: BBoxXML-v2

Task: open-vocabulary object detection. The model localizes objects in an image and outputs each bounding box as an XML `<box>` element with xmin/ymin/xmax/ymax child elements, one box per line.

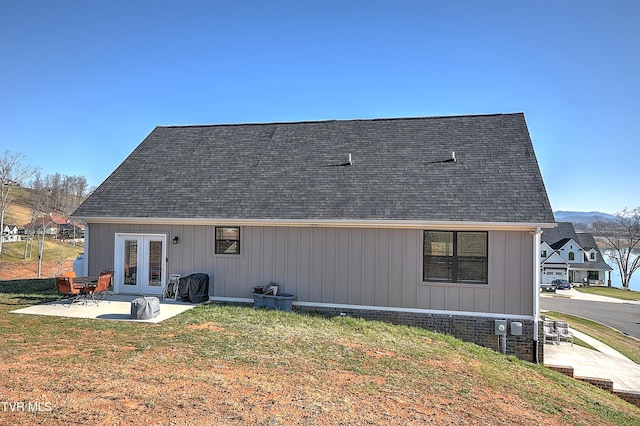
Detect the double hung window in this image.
<box><xmin>423</xmin><ymin>231</ymin><xmax>488</xmax><ymax>283</ymax></box>
<box><xmin>215</xmin><ymin>227</ymin><xmax>240</xmax><ymax>255</ymax></box>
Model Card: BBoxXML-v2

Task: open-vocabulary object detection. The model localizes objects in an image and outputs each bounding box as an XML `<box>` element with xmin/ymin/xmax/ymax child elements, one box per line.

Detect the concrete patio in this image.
<box><xmin>11</xmin><ymin>294</ymin><xmax>198</xmax><ymax>323</ymax></box>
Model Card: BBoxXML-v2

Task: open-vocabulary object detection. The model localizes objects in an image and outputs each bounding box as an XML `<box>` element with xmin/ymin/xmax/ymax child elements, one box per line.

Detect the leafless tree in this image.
<box><xmin>592</xmin><ymin>207</ymin><xmax>640</xmax><ymax>290</ymax></box>
<box><xmin>45</xmin><ymin>173</ymin><xmax>62</xmax><ymax>211</ymax></box>
<box><xmin>35</xmin><ymin>215</ymin><xmax>55</xmax><ymax>278</ymax></box>
<box><xmin>0</xmin><ymin>150</ymin><xmax>39</xmax><ymax>255</ymax></box>
<box><xmin>27</xmin><ymin>182</ymin><xmax>56</xmax><ymax>278</ymax></box>
<box><xmin>31</xmin><ymin>173</ymin><xmax>88</xmax><ymax>220</ymax></box>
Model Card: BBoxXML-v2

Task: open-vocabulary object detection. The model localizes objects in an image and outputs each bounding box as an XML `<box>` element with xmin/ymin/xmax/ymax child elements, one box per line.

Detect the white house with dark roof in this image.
<box><xmin>72</xmin><ymin>113</ymin><xmax>556</xmax><ymax>362</ymax></box>
<box><xmin>1</xmin><ymin>224</ymin><xmax>19</xmax><ymax>243</ymax></box>
<box><xmin>540</xmin><ymin>222</ymin><xmax>612</xmax><ymax>286</ymax></box>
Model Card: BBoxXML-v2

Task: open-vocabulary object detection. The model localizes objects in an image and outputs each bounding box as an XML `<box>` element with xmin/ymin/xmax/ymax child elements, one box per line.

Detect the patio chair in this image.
<box><xmin>555</xmin><ymin>321</ymin><xmax>574</xmax><ymax>346</ymax></box>
<box><xmin>100</xmin><ymin>269</ymin><xmax>115</xmax><ymax>296</ymax></box>
<box><xmin>543</xmin><ymin>320</ymin><xmax>559</xmax><ymax>344</ymax></box>
<box><xmin>89</xmin><ymin>272</ymin><xmax>113</xmax><ymax>303</ymax></box>
<box><xmin>163</xmin><ymin>274</ymin><xmax>181</xmax><ymax>300</ymax></box>
<box><xmin>56</xmin><ymin>276</ymin><xmax>82</xmax><ymax>308</ymax></box>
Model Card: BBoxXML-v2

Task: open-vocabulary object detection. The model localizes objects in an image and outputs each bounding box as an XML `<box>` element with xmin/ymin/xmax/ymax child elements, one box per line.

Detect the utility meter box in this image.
<box><xmin>494</xmin><ymin>319</ymin><xmax>507</xmax><ymax>335</ymax></box>
<box><xmin>511</xmin><ymin>322</ymin><xmax>523</xmax><ymax>336</ymax></box>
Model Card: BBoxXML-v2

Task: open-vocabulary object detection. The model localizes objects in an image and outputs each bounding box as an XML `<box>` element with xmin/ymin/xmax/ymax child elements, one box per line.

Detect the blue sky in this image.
<box><xmin>2</xmin><ymin>1</ymin><xmax>639</xmax><ymax>214</ymax></box>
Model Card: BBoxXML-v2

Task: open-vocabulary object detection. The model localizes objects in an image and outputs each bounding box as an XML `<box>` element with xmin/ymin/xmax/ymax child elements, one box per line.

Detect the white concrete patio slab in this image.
<box><xmin>541</xmin><ymin>288</ymin><xmax>640</xmax><ymax>393</ymax></box>
<box><xmin>11</xmin><ymin>294</ymin><xmax>198</xmax><ymax>323</ymax></box>
<box><xmin>544</xmin><ymin>341</ymin><xmax>640</xmax><ymax>393</ymax></box>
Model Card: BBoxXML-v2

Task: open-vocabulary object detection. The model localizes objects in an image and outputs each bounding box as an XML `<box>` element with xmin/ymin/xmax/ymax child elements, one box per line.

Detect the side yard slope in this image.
<box><xmin>0</xmin><ymin>279</ymin><xmax>639</xmax><ymax>425</ymax></box>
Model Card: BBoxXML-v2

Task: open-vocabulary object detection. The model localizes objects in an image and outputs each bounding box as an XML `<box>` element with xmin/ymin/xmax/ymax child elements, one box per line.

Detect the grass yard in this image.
<box><xmin>576</xmin><ymin>286</ymin><xmax>640</xmax><ymax>301</ymax></box>
<box><xmin>0</xmin><ymin>239</ymin><xmax>83</xmax><ymax>263</ymax></box>
<box><xmin>1</xmin><ymin>280</ymin><xmax>640</xmax><ymax>425</ymax></box>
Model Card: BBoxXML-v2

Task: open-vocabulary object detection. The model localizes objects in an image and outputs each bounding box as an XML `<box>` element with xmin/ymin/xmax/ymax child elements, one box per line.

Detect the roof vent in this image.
<box><xmin>326</xmin><ymin>154</ymin><xmax>354</xmax><ymax>168</ymax></box>
<box><xmin>428</xmin><ymin>151</ymin><xmax>458</xmax><ymax>164</ymax></box>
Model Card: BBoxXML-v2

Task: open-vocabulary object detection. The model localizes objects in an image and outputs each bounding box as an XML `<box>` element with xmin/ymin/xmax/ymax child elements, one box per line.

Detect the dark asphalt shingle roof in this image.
<box><xmin>576</xmin><ymin>231</ymin><xmax>613</xmax><ymax>270</ymax></box>
<box><xmin>73</xmin><ymin>113</ymin><xmax>555</xmax><ymax>223</ymax></box>
<box><xmin>541</xmin><ymin>222</ymin><xmax>612</xmax><ymax>271</ymax></box>
<box><xmin>541</xmin><ymin>222</ymin><xmax>578</xmax><ymax>246</ymax></box>
<box><xmin>575</xmin><ymin>232</ymin><xmax>598</xmax><ymax>251</ymax></box>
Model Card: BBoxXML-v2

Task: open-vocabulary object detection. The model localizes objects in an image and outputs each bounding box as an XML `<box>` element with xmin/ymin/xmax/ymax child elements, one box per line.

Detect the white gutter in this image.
<box><xmin>532</xmin><ymin>226</ymin><xmax>543</xmax><ymax>363</ymax></box>
<box><xmin>71</xmin><ymin>216</ymin><xmax>557</xmax><ymax>231</ymax></box>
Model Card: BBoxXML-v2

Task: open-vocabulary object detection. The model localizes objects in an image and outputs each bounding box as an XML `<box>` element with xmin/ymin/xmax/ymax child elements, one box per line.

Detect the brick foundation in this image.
<box><xmin>293</xmin><ymin>305</ymin><xmax>542</xmax><ymax>363</ymax></box>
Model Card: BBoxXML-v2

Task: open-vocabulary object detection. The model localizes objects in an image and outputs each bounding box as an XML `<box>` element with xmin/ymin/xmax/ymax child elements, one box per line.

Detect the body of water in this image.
<box><xmin>603</xmin><ymin>250</ymin><xmax>638</xmax><ymax>291</ymax></box>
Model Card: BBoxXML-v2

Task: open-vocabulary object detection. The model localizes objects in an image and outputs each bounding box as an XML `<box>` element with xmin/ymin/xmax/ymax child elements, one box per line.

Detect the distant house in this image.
<box><xmin>72</xmin><ymin>113</ymin><xmax>556</xmax><ymax>362</ymax></box>
<box><xmin>1</xmin><ymin>224</ymin><xmax>20</xmax><ymax>243</ymax></box>
<box><xmin>24</xmin><ymin>213</ymin><xmax>68</xmax><ymax>237</ymax></box>
<box><xmin>540</xmin><ymin>222</ymin><xmax>612</xmax><ymax>286</ymax></box>
<box><xmin>58</xmin><ymin>222</ymin><xmax>85</xmax><ymax>240</ymax></box>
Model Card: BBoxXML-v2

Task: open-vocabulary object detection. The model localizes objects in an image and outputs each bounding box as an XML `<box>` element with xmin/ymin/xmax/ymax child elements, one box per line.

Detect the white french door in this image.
<box><xmin>114</xmin><ymin>233</ymin><xmax>166</xmax><ymax>295</ymax></box>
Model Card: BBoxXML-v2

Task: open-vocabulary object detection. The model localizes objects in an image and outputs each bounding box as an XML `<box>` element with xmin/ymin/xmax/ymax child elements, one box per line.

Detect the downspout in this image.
<box><xmin>532</xmin><ymin>227</ymin><xmax>542</xmax><ymax>363</ymax></box>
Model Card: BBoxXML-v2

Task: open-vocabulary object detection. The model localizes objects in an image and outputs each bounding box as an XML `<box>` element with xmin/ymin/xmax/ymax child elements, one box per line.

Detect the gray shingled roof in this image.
<box><xmin>541</xmin><ymin>222</ymin><xmax>612</xmax><ymax>271</ymax></box>
<box><xmin>541</xmin><ymin>222</ymin><xmax>578</xmax><ymax>246</ymax></box>
<box><xmin>73</xmin><ymin>113</ymin><xmax>555</xmax><ymax>223</ymax></box>
<box><xmin>576</xmin><ymin>231</ymin><xmax>613</xmax><ymax>270</ymax></box>
<box><xmin>575</xmin><ymin>232</ymin><xmax>598</xmax><ymax>251</ymax></box>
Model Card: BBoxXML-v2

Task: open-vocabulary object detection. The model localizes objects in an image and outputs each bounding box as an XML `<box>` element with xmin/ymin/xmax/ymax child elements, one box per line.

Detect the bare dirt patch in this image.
<box><xmin>186</xmin><ymin>322</ymin><xmax>226</xmax><ymax>332</ymax></box>
<box><xmin>0</xmin><ymin>260</ymin><xmax>74</xmax><ymax>280</ymax></box>
<box><xmin>0</xmin><ymin>348</ymin><xmax>579</xmax><ymax>426</ymax></box>
<box><xmin>0</xmin><ymin>325</ymin><xmax>611</xmax><ymax>426</ymax></box>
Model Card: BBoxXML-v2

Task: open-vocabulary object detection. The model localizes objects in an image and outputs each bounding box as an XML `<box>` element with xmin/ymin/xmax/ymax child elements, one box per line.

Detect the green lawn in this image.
<box><xmin>577</xmin><ymin>286</ymin><xmax>640</xmax><ymax>301</ymax></box>
<box><xmin>0</xmin><ymin>239</ymin><xmax>82</xmax><ymax>263</ymax></box>
<box><xmin>1</xmin><ymin>279</ymin><xmax>639</xmax><ymax>425</ymax></box>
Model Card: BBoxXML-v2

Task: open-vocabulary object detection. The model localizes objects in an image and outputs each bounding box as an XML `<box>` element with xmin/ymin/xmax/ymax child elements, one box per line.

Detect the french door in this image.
<box><xmin>114</xmin><ymin>233</ymin><xmax>166</xmax><ymax>295</ymax></box>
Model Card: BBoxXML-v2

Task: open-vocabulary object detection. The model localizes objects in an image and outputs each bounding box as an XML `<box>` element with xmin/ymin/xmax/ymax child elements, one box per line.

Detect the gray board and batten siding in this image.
<box><xmin>87</xmin><ymin>223</ymin><xmax>535</xmax><ymax>316</ymax></box>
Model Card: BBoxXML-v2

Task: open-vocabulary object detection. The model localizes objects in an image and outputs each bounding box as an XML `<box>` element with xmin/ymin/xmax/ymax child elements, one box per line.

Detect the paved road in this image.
<box><xmin>540</xmin><ymin>297</ymin><xmax>640</xmax><ymax>339</ymax></box>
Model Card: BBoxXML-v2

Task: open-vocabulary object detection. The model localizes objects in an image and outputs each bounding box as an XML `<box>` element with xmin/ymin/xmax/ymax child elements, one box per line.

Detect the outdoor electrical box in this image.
<box><xmin>511</xmin><ymin>322</ymin><xmax>523</xmax><ymax>336</ymax></box>
<box><xmin>494</xmin><ymin>319</ymin><xmax>507</xmax><ymax>335</ymax></box>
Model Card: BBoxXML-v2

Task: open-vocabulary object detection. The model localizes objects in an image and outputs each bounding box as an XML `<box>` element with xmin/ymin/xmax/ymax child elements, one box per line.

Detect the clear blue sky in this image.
<box><xmin>2</xmin><ymin>1</ymin><xmax>638</xmax><ymax>214</ymax></box>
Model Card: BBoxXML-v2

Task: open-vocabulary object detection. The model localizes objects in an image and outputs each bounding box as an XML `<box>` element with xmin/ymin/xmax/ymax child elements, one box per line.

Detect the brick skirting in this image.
<box><xmin>293</xmin><ymin>305</ymin><xmax>543</xmax><ymax>363</ymax></box>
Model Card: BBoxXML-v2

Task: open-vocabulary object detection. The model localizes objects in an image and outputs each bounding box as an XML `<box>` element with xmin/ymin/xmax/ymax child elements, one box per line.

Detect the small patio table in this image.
<box><xmin>73</xmin><ymin>276</ymin><xmax>99</xmax><ymax>305</ymax></box>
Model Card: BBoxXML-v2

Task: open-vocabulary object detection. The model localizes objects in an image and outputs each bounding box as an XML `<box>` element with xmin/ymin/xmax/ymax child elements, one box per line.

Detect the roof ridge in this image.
<box><xmin>156</xmin><ymin>112</ymin><xmax>524</xmax><ymax>129</ymax></box>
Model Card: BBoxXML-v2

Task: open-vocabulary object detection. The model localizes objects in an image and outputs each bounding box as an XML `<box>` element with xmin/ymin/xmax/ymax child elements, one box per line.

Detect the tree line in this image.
<box><xmin>30</xmin><ymin>172</ymin><xmax>89</xmax><ymax>219</ymax></box>
<box><xmin>1</xmin><ymin>150</ymin><xmax>91</xmax><ymax>277</ymax></box>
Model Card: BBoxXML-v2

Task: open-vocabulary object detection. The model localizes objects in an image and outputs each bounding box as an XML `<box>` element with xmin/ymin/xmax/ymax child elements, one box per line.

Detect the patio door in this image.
<box><xmin>114</xmin><ymin>233</ymin><xmax>166</xmax><ymax>295</ymax></box>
